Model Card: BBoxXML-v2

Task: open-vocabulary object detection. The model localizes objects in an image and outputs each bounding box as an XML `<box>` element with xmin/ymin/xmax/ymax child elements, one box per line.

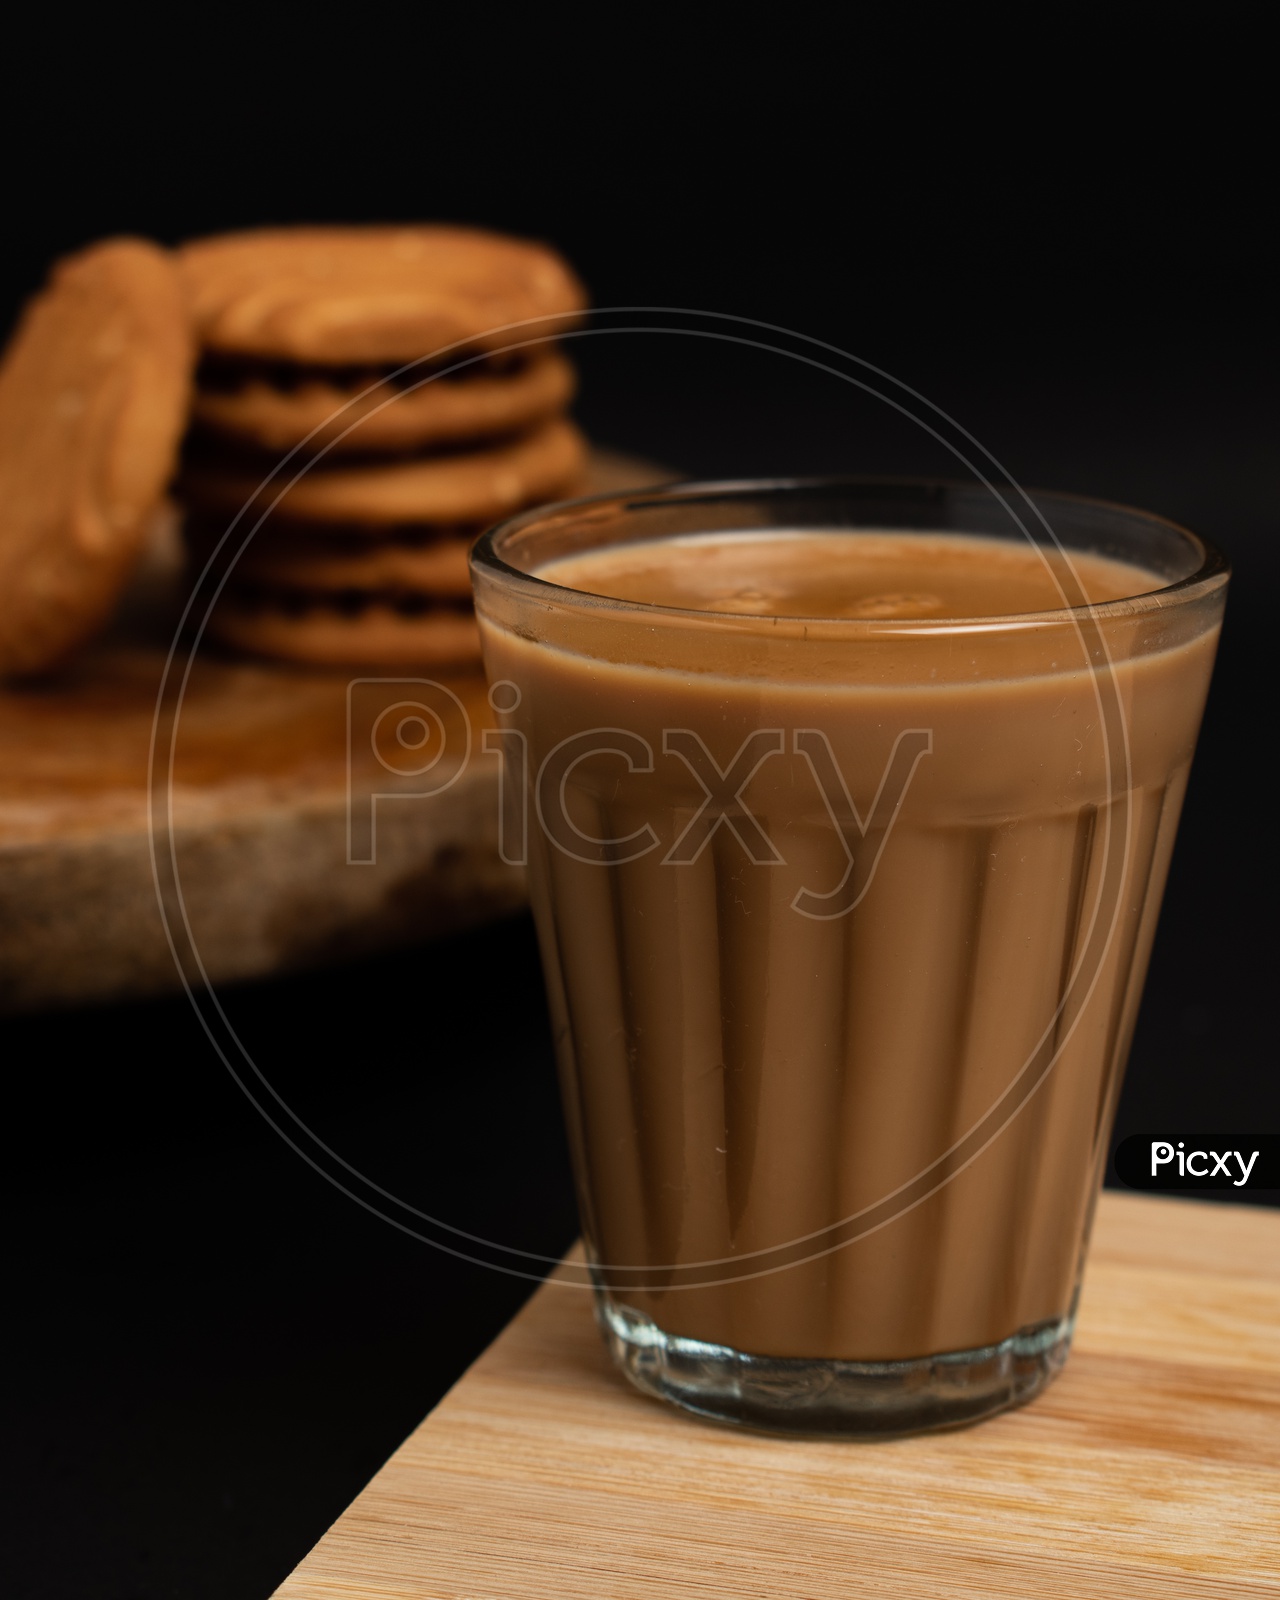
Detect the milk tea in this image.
<box><xmin>477</xmin><ymin>525</ymin><xmax>1221</xmax><ymax>1363</ymax></box>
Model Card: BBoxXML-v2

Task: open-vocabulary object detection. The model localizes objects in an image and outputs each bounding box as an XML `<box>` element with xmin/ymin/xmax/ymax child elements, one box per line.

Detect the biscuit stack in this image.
<box><xmin>175</xmin><ymin>226</ymin><xmax>589</xmax><ymax>668</ymax></box>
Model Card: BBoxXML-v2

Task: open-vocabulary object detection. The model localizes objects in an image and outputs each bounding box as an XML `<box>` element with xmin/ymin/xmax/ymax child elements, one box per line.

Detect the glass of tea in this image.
<box><xmin>470</xmin><ymin>479</ymin><xmax>1228</xmax><ymax>1436</ymax></box>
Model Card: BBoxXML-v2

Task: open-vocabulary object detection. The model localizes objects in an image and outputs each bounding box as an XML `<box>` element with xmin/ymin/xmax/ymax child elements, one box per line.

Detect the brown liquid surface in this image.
<box><xmin>539</xmin><ymin>529</ymin><xmax>1157</xmax><ymax>619</ymax></box>
<box><xmin>479</xmin><ymin>530</ymin><xmax>1220</xmax><ymax>1361</ymax></box>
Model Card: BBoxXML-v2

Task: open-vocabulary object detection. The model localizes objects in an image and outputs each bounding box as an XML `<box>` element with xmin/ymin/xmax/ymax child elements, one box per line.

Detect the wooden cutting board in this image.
<box><xmin>0</xmin><ymin>449</ymin><xmax>671</xmax><ymax>1013</ymax></box>
<box><xmin>275</xmin><ymin>1192</ymin><xmax>1280</xmax><ymax>1599</ymax></box>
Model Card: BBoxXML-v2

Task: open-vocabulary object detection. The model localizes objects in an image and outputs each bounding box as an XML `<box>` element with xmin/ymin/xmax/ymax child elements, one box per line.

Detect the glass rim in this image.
<box><xmin>471</xmin><ymin>475</ymin><xmax>1230</xmax><ymax>635</ymax></box>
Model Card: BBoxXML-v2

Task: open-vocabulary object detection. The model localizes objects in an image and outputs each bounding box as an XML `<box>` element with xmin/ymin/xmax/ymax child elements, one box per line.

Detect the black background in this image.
<box><xmin>3</xmin><ymin>29</ymin><xmax>1276</xmax><ymax>1600</ymax></box>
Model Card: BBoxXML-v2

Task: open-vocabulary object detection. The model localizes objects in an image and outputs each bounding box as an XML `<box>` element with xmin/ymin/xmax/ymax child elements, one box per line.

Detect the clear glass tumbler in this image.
<box><xmin>470</xmin><ymin>480</ymin><xmax>1228</xmax><ymax>1436</ymax></box>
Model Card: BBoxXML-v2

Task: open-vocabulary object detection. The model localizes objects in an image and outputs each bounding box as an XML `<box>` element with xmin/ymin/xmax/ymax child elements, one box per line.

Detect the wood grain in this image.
<box><xmin>275</xmin><ymin>1193</ymin><xmax>1280</xmax><ymax>1599</ymax></box>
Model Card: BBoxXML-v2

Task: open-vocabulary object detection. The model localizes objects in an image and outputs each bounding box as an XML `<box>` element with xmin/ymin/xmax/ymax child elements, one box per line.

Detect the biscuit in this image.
<box><xmin>192</xmin><ymin>347</ymin><xmax>576</xmax><ymax>455</ymax></box>
<box><xmin>223</xmin><ymin>528</ymin><xmax>475</xmax><ymax>598</ymax></box>
<box><xmin>179</xmin><ymin>226</ymin><xmax>587</xmax><ymax>365</ymax></box>
<box><xmin>0</xmin><ymin>238</ymin><xmax>194</xmax><ymax>677</ymax></box>
<box><xmin>180</xmin><ymin>416</ymin><xmax>586</xmax><ymax>529</ymax></box>
<box><xmin>207</xmin><ymin>589</ymin><xmax>482</xmax><ymax>667</ymax></box>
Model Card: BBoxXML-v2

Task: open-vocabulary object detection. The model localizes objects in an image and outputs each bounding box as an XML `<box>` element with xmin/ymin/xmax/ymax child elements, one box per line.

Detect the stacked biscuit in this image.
<box><xmin>176</xmin><ymin>226</ymin><xmax>589</xmax><ymax>668</ymax></box>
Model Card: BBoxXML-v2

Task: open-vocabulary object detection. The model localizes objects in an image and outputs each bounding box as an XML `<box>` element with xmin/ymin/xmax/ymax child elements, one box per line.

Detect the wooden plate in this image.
<box><xmin>0</xmin><ymin>449</ymin><xmax>673</xmax><ymax>1013</ymax></box>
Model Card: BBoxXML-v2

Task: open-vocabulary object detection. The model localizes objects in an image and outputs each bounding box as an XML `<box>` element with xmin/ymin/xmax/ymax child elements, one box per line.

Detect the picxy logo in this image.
<box><xmin>1150</xmin><ymin>1142</ymin><xmax>1258</xmax><ymax>1186</ymax></box>
<box><xmin>347</xmin><ymin>678</ymin><xmax>934</xmax><ymax>919</ymax></box>
<box><xmin>1113</xmin><ymin>1135</ymin><xmax>1277</xmax><ymax>1192</ymax></box>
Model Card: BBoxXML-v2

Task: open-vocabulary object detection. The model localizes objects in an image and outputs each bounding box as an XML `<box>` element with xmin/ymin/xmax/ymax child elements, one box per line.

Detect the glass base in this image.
<box><xmin>596</xmin><ymin>1293</ymin><xmax>1075</xmax><ymax>1438</ymax></box>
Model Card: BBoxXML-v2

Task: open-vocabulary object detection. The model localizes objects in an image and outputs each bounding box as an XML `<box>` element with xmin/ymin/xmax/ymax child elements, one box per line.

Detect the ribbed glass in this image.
<box><xmin>472</xmin><ymin>480</ymin><xmax>1228</xmax><ymax>1435</ymax></box>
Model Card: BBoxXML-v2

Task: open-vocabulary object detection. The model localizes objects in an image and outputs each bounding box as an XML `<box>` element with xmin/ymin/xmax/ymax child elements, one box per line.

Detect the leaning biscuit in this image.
<box><xmin>207</xmin><ymin>590</ymin><xmax>481</xmax><ymax>668</ymax></box>
<box><xmin>180</xmin><ymin>416</ymin><xmax>587</xmax><ymax>529</ymax></box>
<box><xmin>0</xmin><ymin>238</ymin><xmax>194</xmax><ymax>678</ymax></box>
<box><xmin>179</xmin><ymin>226</ymin><xmax>587</xmax><ymax>366</ymax></box>
<box><xmin>192</xmin><ymin>347</ymin><xmax>576</xmax><ymax>455</ymax></box>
